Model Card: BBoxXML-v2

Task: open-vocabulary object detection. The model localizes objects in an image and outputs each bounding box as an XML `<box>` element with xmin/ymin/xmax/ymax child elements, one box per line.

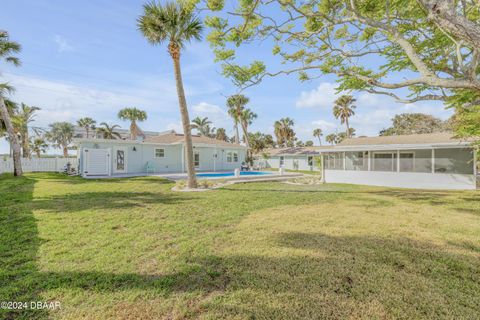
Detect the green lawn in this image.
<box><xmin>1</xmin><ymin>173</ymin><xmax>479</xmax><ymax>319</ymax></box>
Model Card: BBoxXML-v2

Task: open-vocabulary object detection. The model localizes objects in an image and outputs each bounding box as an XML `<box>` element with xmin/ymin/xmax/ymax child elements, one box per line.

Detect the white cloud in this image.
<box><xmin>192</xmin><ymin>102</ymin><xmax>225</xmax><ymax>115</ymax></box>
<box><xmin>53</xmin><ymin>35</ymin><xmax>74</xmax><ymax>53</ymax></box>
<box><xmin>311</xmin><ymin>119</ymin><xmax>337</xmax><ymax>131</ymax></box>
<box><xmin>295</xmin><ymin>82</ymin><xmax>338</xmax><ymax>108</ymax></box>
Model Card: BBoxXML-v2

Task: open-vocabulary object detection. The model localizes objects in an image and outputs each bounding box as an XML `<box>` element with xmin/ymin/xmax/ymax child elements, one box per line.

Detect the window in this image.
<box><xmin>226</xmin><ymin>151</ymin><xmax>238</xmax><ymax>163</ymax></box>
<box><xmin>346</xmin><ymin>151</ymin><xmax>368</xmax><ymax>171</ymax></box>
<box><xmin>373</xmin><ymin>152</ymin><xmax>397</xmax><ymax>172</ymax></box>
<box><xmin>308</xmin><ymin>156</ymin><xmax>313</xmax><ymax>166</ymax></box>
<box><xmin>233</xmin><ymin>152</ymin><xmax>238</xmax><ymax>162</ymax></box>
<box><xmin>399</xmin><ymin>152</ymin><xmax>414</xmax><ymax>172</ymax></box>
<box><xmin>324</xmin><ymin>153</ymin><xmax>344</xmax><ymax>170</ymax></box>
<box><xmin>194</xmin><ymin>151</ymin><xmax>200</xmax><ymax>168</ymax></box>
<box><xmin>434</xmin><ymin>148</ymin><xmax>473</xmax><ymax>174</ymax></box>
<box><xmin>154</xmin><ymin>148</ymin><xmax>165</xmax><ymax>158</ymax></box>
<box><xmin>227</xmin><ymin>152</ymin><xmax>232</xmax><ymax>163</ymax></box>
<box><xmin>279</xmin><ymin>156</ymin><xmax>285</xmax><ymax>166</ymax></box>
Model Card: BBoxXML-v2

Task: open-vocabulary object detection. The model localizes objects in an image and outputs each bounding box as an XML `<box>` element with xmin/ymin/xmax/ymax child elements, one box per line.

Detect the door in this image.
<box><xmin>84</xmin><ymin>149</ymin><xmax>110</xmax><ymax>176</ymax></box>
<box><xmin>194</xmin><ymin>151</ymin><xmax>200</xmax><ymax>169</ymax></box>
<box><xmin>113</xmin><ymin>147</ymin><xmax>127</xmax><ymax>174</ymax></box>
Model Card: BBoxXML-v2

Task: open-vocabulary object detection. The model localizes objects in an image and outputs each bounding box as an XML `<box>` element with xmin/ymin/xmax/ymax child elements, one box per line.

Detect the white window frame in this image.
<box><xmin>233</xmin><ymin>152</ymin><xmax>238</xmax><ymax>162</ymax></box>
<box><xmin>279</xmin><ymin>156</ymin><xmax>285</xmax><ymax>166</ymax></box>
<box><xmin>154</xmin><ymin>148</ymin><xmax>165</xmax><ymax>158</ymax></box>
<box><xmin>226</xmin><ymin>151</ymin><xmax>233</xmax><ymax>163</ymax></box>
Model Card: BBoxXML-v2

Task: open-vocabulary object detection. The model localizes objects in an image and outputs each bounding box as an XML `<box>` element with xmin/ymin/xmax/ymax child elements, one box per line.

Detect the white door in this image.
<box><xmin>84</xmin><ymin>149</ymin><xmax>110</xmax><ymax>176</ymax></box>
<box><xmin>113</xmin><ymin>147</ymin><xmax>127</xmax><ymax>174</ymax></box>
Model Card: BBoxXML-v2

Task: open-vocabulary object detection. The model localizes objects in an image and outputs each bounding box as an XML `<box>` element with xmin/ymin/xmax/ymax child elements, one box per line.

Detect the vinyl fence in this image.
<box><xmin>0</xmin><ymin>157</ymin><xmax>78</xmax><ymax>174</ymax></box>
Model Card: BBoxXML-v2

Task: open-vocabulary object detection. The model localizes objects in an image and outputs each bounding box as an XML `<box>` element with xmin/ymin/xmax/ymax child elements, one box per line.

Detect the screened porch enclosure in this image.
<box><xmin>324</xmin><ymin>148</ymin><xmax>474</xmax><ymax>175</ymax></box>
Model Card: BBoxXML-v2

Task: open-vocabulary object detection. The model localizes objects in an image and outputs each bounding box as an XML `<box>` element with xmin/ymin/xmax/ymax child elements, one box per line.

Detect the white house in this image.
<box><xmin>256</xmin><ymin>133</ymin><xmax>477</xmax><ymax>190</ymax></box>
<box><xmin>75</xmin><ymin>130</ymin><xmax>247</xmax><ymax>177</ymax></box>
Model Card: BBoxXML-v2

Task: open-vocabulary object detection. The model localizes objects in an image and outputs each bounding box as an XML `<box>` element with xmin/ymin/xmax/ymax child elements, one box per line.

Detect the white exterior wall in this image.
<box><xmin>324</xmin><ymin>170</ymin><xmax>476</xmax><ymax>190</ymax></box>
<box><xmin>257</xmin><ymin>155</ymin><xmax>319</xmax><ymax>172</ymax></box>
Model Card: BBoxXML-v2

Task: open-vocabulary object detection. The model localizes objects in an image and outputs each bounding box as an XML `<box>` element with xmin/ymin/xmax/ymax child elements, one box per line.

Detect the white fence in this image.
<box><xmin>0</xmin><ymin>157</ymin><xmax>78</xmax><ymax>174</ymax></box>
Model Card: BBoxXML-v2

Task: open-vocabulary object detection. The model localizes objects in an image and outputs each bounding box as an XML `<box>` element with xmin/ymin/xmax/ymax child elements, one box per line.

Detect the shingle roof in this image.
<box><xmin>338</xmin><ymin>133</ymin><xmax>469</xmax><ymax>146</ymax></box>
<box><xmin>259</xmin><ymin>146</ymin><xmax>328</xmax><ymax>156</ymax></box>
<box><xmin>144</xmin><ymin>132</ymin><xmax>245</xmax><ymax>148</ymax></box>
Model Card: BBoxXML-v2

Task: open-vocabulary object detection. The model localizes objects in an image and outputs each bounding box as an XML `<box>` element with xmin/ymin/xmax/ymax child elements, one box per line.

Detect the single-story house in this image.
<box><xmin>75</xmin><ymin>130</ymin><xmax>247</xmax><ymax>177</ymax></box>
<box><xmin>255</xmin><ymin>133</ymin><xmax>478</xmax><ymax>190</ymax></box>
<box><xmin>256</xmin><ymin>147</ymin><xmax>324</xmax><ymax>171</ymax></box>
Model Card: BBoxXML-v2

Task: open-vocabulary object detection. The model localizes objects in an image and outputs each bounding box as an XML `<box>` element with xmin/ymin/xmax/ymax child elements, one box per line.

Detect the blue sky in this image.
<box><xmin>0</xmin><ymin>0</ymin><xmax>452</xmax><ymax>154</ymax></box>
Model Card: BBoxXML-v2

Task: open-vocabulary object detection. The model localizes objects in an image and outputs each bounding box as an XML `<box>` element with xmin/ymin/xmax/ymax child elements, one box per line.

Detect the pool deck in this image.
<box><xmin>83</xmin><ymin>171</ymin><xmax>304</xmax><ymax>182</ymax></box>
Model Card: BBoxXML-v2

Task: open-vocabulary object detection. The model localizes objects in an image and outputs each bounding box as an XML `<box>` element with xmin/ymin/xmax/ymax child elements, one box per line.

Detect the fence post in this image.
<box><xmin>55</xmin><ymin>157</ymin><xmax>59</xmax><ymax>172</ymax></box>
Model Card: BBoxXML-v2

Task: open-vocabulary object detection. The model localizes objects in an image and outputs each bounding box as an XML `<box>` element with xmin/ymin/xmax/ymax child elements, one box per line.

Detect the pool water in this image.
<box><xmin>196</xmin><ymin>171</ymin><xmax>272</xmax><ymax>178</ymax></box>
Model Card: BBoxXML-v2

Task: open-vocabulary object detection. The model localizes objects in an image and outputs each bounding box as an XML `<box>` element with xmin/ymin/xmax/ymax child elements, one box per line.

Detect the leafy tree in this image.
<box><xmin>0</xmin><ymin>30</ymin><xmax>23</xmax><ymax>175</ymax></box>
<box><xmin>313</xmin><ymin>128</ymin><xmax>323</xmax><ymax>145</ymax></box>
<box><xmin>333</xmin><ymin>95</ymin><xmax>356</xmax><ymax>138</ymax></box>
<box><xmin>248</xmin><ymin>132</ymin><xmax>275</xmax><ymax>154</ymax></box>
<box><xmin>191</xmin><ymin>116</ymin><xmax>213</xmax><ymax>136</ymax></box>
<box><xmin>118</xmin><ymin>107</ymin><xmax>147</xmax><ymax>140</ymax></box>
<box><xmin>46</xmin><ymin>122</ymin><xmax>75</xmax><ymax>157</ymax></box>
<box><xmin>204</xmin><ymin>0</ymin><xmax>480</xmax><ymax>141</ymax></box>
<box><xmin>296</xmin><ymin>140</ymin><xmax>304</xmax><ymax>147</ymax></box>
<box><xmin>138</xmin><ymin>1</ymin><xmax>203</xmax><ymax>188</ymax></box>
<box><xmin>274</xmin><ymin>117</ymin><xmax>295</xmax><ymax>147</ymax></box>
<box><xmin>226</xmin><ymin>94</ymin><xmax>249</xmax><ymax>144</ymax></box>
<box><xmin>215</xmin><ymin>127</ymin><xmax>228</xmax><ymax>141</ymax></box>
<box><xmin>337</xmin><ymin>128</ymin><xmax>356</xmax><ymax>144</ymax></box>
<box><xmin>380</xmin><ymin>113</ymin><xmax>448</xmax><ymax>136</ymax></box>
<box><xmin>13</xmin><ymin>103</ymin><xmax>40</xmax><ymax>158</ymax></box>
<box><xmin>77</xmin><ymin>117</ymin><xmax>97</xmax><ymax>139</ymax></box>
<box><xmin>96</xmin><ymin>122</ymin><xmax>122</xmax><ymax>140</ymax></box>
<box><xmin>325</xmin><ymin>133</ymin><xmax>337</xmax><ymax>146</ymax></box>
<box><xmin>239</xmin><ymin>107</ymin><xmax>257</xmax><ymax>150</ymax></box>
<box><xmin>30</xmin><ymin>137</ymin><xmax>48</xmax><ymax>158</ymax></box>
<box><xmin>305</xmin><ymin>140</ymin><xmax>314</xmax><ymax>147</ymax></box>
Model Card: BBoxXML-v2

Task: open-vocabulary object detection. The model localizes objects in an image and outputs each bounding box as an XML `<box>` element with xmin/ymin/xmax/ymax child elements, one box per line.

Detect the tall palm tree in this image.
<box><xmin>96</xmin><ymin>122</ymin><xmax>122</xmax><ymax>139</ymax></box>
<box><xmin>215</xmin><ymin>128</ymin><xmax>228</xmax><ymax>141</ymax></box>
<box><xmin>274</xmin><ymin>117</ymin><xmax>296</xmax><ymax>147</ymax></box>
<box><xmin>239</xmin><ymin>108</ymin><xmax>257</xmax><ymax>151</ymax></box>
<box><xmin>191</xmin><ymin>116</ymin><xmax>212</xmax><ymax>136</ymax></box>
<box><xmin>138</xmin><ymin>1</ymin><xmax>202</xmax><ymax>188</ymax></box>
<box><xmin>77</xmin><ymin>117</ymin><xmax>96</xmax><ymax>139</ymax></box>
<box><xmin>333</xmin><ymin>95</ymin><xmax>356</xmax><ymax>138</ymax></box>
<box><xmin>30</xmin><ymin>137</ymin><xmax>48</xmax><ymax>158</ymax></box>
<box><xmin>226</xmin><ymin>94</ymin><xmax>249</xmax><ymax>144</ymax></box>
<box><xmin>313</xmin><ymin>128</ymin><xmax>323</xmax><ymax>145</ymax></box>
<box><xmin>117</xmin><ymin>107</ymin><xmax>147</xmax><ymax>140</ymax></box>
<box><xmin>13</xmin><ymin>103</ymin><xmax>40</xmax><ymax>158</ymax></box>
<box><xmin>0</xmin><ymin>30</ymin><xmax>23</xmax><ymax>176</ymax></box>
<box><xmin>46</xmin><ymin>122</ymin><xmax>74</xmax><ymax>158</ymax></box>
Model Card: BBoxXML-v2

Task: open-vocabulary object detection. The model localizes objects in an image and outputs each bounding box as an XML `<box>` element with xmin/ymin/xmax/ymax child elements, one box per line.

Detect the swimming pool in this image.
<box><xmin>196</xmin><ymin>171</ymin><xmax>272</xmax><ymax>178</ymax></box>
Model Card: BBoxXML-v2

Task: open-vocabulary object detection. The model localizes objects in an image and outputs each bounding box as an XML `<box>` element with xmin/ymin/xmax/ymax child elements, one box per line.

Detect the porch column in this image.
<box><xmin>321</xmin><ymin>153</ymin><xmax>326</xmax><ymax>183</ymax></box>
<box><xmin>367</xmin><ymin>151</ymin><xmax>371</xmax><ymax>171</ymax></box>
<box><xmin>396</xmin><ymin>150</ymin><xmax>400</xmax><ymax>172</ymax></box>
<box><xmin>431</xmin><ymin>149</ymin><xmax>435</xmax><ymax>174</ymax></box>
<box><xmin>181</xmin><ymin>144</ymin><xmax>185</xmax><ymax>173</ymax></box>
<box><xmin>343</xmin><ymin>152</ymin><xmax>346</xmax><ymax>170</ymax></box>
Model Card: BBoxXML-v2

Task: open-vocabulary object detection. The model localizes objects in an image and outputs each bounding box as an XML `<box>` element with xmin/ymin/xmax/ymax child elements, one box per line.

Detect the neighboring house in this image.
<box><xmin>256</xmin><ymin>147</ymin><xmax>324</xmax><ymax>172</ymax></box>
<box><xmin>256</xmin><ymin>133</ymin><xmax>477</xmax><ymax>190</ymax></box>
<box><xmin>75</xmin><ymin>130</ymin><xmax>247</xmax><ymax>177</ymax></box>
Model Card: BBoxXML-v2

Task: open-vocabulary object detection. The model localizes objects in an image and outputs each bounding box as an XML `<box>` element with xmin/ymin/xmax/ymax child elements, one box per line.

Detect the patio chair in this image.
<box><xmin>145</xmin><ymin>161</ymin><xmax>155</xmax><ymax>173</ymax></box>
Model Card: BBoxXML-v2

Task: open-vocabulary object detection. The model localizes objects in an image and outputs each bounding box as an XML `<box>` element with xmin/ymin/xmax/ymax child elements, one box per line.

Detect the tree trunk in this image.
<box><xmin>0</xmin><ymin>96</ymin><xmax>22</xmax><ymax>176</ymax></box>
<box><xmin>86</xmin><ymin>127</ymin><xmax>89</xmax><ymax>139</ymax></box>
<box><xmin>240</xmin><ymin>121</ymin><xmax>251</xmax><ymax>162</ymax></box>
<box><xmin>234</xmin><ymin>121</ymin><xmax>240</xmax><ymax>144</ymax></box>
<box><xmin>345</xmin><ymin>118</ymin><xmax>350</xmax><ymax>138</ymax></box>
<box><xmin>36</xmin><ymin>150</ymin><xmax>41</xmax><ymax>158</ymax></box>
<box><xmin>130</xmin><ymin>121</ymin><xmax>136</xmax><ymax>140</ymax></box>
<box><xmin>172</xmin><ymin>53</ymin><xmax>197</xmax><ymax>188</ymax></box>
<box><xmin>63</xmin><ymin>146</ymin><xmax>68</xmax><ymax>158</ymax></box>
<box><xmin>22</xmin><ymin>130</ymin><xmax>29</xmax><ymax>158</ymax></box>
<box><xmin>318</xmin><ymin>137</ymin><xmax>322</xmax><ymax>146</ymax></box>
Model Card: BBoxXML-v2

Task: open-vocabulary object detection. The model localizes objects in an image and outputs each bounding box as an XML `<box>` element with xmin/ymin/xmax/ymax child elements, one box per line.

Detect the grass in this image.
<box><xmin>1</xmin><ymin>172</ymin><xmax>479</xmax><ymax>319</ymax></box>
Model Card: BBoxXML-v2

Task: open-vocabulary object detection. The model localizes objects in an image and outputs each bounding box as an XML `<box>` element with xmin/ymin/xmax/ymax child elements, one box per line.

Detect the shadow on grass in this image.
<box><xmin>32</xmin><ymin>191</ymin><xmax>191</xmax><ymax>213</ymax></box>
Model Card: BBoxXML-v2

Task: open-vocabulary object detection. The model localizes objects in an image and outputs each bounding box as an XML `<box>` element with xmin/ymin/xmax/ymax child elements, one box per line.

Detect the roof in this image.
<box><xmin>144</xmin><ymin>132</ymin><xmax>245</xmax><ymax>148</ymax></box>
<box><xmin>338</xmin><ymin>133</ymin><xmax>470</xmax><ymax>146</ymax></box>
<box><xmin>259</xmin><ymin>146</ymin><xmax>328</xmax><ymax>156</ymax></box>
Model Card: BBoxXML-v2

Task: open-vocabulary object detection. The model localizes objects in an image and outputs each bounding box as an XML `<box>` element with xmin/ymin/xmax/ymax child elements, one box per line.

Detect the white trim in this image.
<box><xmin>319</xmin><ymin>142</ymin><xmax>471</xmax><ymax>153</ymax></box>
<box><xmin>73</xmin><ymin>138</ymin><xmax>247</xmax><ymax>149</ymax></box>
<box><xmin>431</xmin><ymin>149</ymin><xmax>435</xmax><ymax>174</ymax></box>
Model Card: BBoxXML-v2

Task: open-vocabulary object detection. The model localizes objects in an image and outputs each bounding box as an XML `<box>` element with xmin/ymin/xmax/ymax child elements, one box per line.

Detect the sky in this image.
<box><xmin>0</xmin><ymin>0</ymin><xmax>453</xmax><ymax>154</ymax></box>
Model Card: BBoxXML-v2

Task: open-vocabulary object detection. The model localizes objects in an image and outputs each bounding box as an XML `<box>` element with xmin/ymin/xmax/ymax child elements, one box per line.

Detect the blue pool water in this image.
<box><xmin>197</xmin><ymin>171</ymin><xmax>272</xmax><ymax>178</ymax></box>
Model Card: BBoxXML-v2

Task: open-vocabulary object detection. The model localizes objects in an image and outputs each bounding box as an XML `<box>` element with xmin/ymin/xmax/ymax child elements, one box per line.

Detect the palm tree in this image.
<box><xmin>226</xmin><ymin>94</ymin><xmax>249</xmax><ymax>144</ymax></box>
<box><xmin>333</xmin><ymin>95</ymin><xmax>356</xmax><ymax>138</ymax></box>
<box><xmin>313</xmin><ymin>128</ymin><xmax>323</xmax><ymax>145</ymax></box>
<box><xmin>238</xmin><ymin>108</ymin><xmax>257</xmax><ymax>151</ymax></box>
<box><xmin>117</xmin><ymin>107</ymin><xmax>147</xmax><ymax>140</ymax></box>
<box><xmin>46</xmin><ymin>122</ymin><xmax>74</xmax><ymax>157</ymax></box>
<box><xmin>77</xmin><ymin>117</ymin><xmax>96</xmax><ymax>138</ymax></box>
<box><xmin>191</xmin><ymin>116</ymin><xmax>212</xmax><ymax>136</ymax></box>
<box><xmin>138</xmin><ymin>1</ymin><xmax>202</xmax><ymax>189</ymax></box>
<box><xmin>325</xmin><ymin>133</ymin><xmax>337</xmax><ymax>145</ymax></box>
<box><xmin>13</xmin><ymin>103</ymin><xmax>40</xmax><ymax>158</ymax></box>
<box><xmin>30</xmin><ymin>137</ymin><xmax>48</xmax><ymax>158</ymax></box>
<box><xmin>274</xmin><ymin>117</ymin><xmax>296</xmax><ymax>147</ymax></box>
<box><xmin>215</xmin><ymin>128</ymin><xmax>228</xmax><ymax>141</ymax></box>
<box><xmin>0</xmin><ymin>30</ymin><xmax>23</xmax><ymax>176</ymax></box>
<box><xmin>96</xmin><ymin>122</ymin><xmax>122</xmax><ymax>139</ymax></box>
